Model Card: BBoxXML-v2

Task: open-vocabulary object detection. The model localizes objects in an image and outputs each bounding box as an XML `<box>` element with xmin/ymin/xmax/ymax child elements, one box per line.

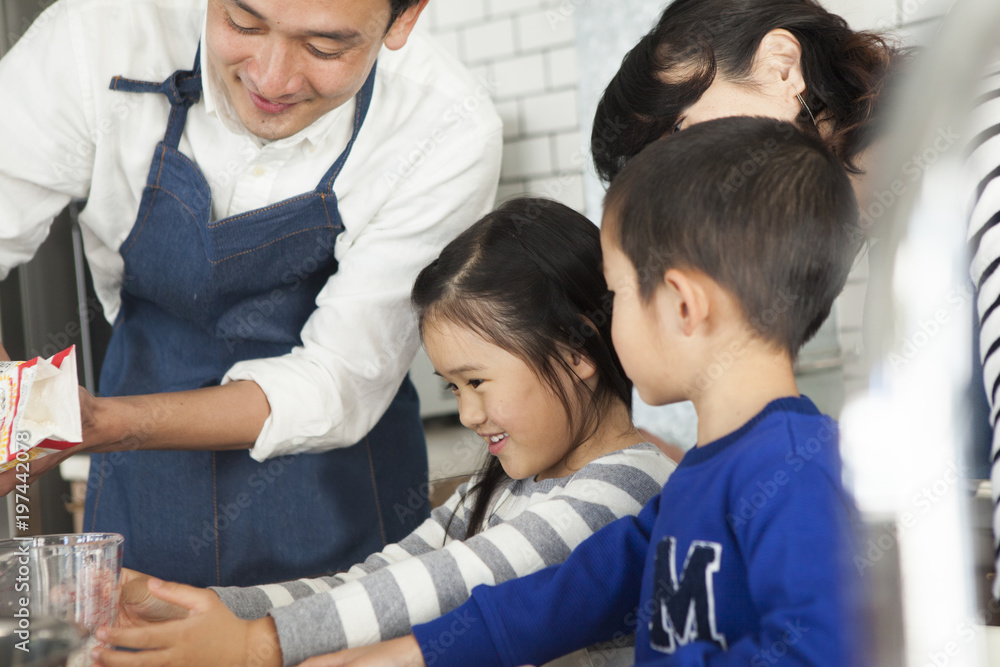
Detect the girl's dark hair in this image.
<box><xmin>411</xmin><ymin>198</ymin><xmax>632</xmax><ymax>538</ymax></box>
<box><xmin>593</xmin><ymin>0</ymin><xmax>908</xmax><ymax>182</ymax></box>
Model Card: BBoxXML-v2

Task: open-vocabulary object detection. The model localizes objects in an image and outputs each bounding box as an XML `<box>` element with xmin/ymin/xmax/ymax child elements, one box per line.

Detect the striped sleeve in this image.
<box><xmin>265</xmin><ymin>443</ymin><xmax>674</xmax><ymax>666</ymax></box>
<box><xmin>966</xmin><ymin>68</ymin><xmax>1000</xmax><ymax>601</ymax></box>
<box><xmin>212</xmin><ymin>481</ymin><xmax>474</xmax><ymax>621</ymax></box>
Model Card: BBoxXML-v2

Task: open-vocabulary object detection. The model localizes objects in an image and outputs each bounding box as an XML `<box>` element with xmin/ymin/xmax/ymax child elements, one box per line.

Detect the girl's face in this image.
<box><xmin>422</xmin><ymin>317</ymin><xmax>582</xmax><ymax>481</ymax></box>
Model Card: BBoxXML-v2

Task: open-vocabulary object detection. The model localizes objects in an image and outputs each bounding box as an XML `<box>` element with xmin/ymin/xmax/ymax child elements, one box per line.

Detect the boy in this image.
<box><xmin>331</xmin><ymin>116</ymin><xmax>865</xmax><ymax>666</ymax></box>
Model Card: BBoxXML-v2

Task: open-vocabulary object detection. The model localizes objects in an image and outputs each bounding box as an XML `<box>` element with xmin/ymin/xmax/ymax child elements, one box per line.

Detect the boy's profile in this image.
<box><xmin>333</xmin><ymin>116</ymin><xmax>867</xmax><ymax>666</ymax></box>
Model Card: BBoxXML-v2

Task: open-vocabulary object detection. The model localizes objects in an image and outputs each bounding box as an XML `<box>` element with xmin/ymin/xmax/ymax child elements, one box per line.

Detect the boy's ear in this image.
<box><xmin>755</xmin><ymin>28</ymin><xmax>806</xmax><ymax>112</ymax></box>
<box><xmin>662</xmin><ymin>268</ymin><xmax>710</xmax><ymax>337</ymax></box>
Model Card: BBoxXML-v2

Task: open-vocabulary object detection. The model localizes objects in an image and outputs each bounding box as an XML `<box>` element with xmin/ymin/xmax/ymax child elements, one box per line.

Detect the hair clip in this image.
<box><xmin>797</xmin><ymin>92</ymin><xmax>819</xmax><ymax>128</ymax></box>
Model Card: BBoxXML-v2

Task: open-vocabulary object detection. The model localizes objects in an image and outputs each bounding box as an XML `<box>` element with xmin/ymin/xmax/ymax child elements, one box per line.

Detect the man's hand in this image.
<box><xmin>0</xmin><ymin>445</ymin><xmax>82</xmax><ymax>496</ymax></box>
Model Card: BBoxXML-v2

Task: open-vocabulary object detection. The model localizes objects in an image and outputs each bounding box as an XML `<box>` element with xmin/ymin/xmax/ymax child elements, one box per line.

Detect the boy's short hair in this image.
<box><xmin>604</xmin><ymin>116</ymin><xmax>862</xmax><ymax>359</ymax></box>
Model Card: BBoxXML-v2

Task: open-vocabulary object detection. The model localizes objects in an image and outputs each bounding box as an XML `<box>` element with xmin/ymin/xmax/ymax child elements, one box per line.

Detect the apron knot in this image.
<box><xmin>164</xmin><ymin>69</ymin><xmax>202</xmax><ymax>108</ymax></box>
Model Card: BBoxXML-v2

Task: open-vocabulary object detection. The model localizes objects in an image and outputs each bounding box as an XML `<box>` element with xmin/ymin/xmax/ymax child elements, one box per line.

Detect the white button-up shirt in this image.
<box><xmin>0</xmin><ymin>0</ymin><xmax>503</xmax><ymax>460</ymax></box>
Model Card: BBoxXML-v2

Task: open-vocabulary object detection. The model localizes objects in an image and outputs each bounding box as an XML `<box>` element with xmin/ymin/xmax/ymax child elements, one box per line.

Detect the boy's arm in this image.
<box><xmin>412</xmin><ymin>492</ymin><xmax>663</xmax><ymax>667</ymax></box>
<box><xmin>652</xmin><ymin>459</ymin><xmax>860</xmax><ymax>666</ymax></box>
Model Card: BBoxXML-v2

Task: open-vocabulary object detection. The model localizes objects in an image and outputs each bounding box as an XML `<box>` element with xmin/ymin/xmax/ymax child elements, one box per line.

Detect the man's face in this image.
<box><xmin>205</xmin><ymin>0</ymin><xmax>424</xmax><ymax>141</ymax></box>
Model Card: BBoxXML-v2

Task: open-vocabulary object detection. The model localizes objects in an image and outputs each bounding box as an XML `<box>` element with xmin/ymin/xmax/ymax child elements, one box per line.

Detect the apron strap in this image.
<box><xmin>109</xmin><ymin>46</ymin><xmax>203</xmax><ymax>149</ymax></box>
<box><xmin>109</xmin><ymin>45</ymin><xmax>374</xmax><ymax>184</ymax></box>
<box><xmin>318</xmin><ymin>62</ymin><xmax>378</xmax><ymax>193</ymax></box>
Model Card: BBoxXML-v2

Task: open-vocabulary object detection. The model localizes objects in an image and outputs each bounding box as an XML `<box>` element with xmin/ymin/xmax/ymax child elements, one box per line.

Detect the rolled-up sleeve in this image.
<box><xmin>0</xmin><ymin>1</ymin><xmax>94</xmax><ymax>278</ymax></box>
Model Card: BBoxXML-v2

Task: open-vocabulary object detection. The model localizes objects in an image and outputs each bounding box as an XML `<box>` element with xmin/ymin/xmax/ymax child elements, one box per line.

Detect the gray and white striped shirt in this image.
<box><xmin>213</xmin><ymin>442</ymin><xmax>674</xmax><ymax>666</ymax></box>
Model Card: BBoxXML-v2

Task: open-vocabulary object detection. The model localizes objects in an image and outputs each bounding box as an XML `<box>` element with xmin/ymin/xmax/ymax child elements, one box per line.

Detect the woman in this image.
<box><xmin>592</xmin><ymin>0</ymin><xmax>908</xmax><ymax>458</ymax></box>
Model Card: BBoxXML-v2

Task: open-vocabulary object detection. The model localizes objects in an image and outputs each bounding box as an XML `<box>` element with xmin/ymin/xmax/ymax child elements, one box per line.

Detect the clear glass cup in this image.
<box><xmin>0</xmin><ymin>533</ymin><xmax>124</xmax><ymax>666</ymax></box>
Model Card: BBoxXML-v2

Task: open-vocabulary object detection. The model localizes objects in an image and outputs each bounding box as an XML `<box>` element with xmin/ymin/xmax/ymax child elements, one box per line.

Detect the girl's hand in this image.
<box><xmin>298</xmin><ymin>637</ymin><xmax>426</xmax><ymax>667</ymax></box>
<box><xmin>116</xmin><ymin>569</ymin><xmax>188</xmax><ymax>628</ymax></box>
<box><xmin>91</xmin><ymin>578</ymin><xmax>282</xmax><ymax>667</ymax></box>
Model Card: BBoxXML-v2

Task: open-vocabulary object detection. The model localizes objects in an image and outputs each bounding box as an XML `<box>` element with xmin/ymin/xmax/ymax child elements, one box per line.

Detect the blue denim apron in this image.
<box><xmin>84</xmin><ymin>49</ymin><xmax>429</xmax><ymax>587</ymax></box>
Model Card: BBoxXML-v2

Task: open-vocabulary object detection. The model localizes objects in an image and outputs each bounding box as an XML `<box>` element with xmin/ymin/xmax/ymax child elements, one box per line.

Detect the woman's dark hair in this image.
<box><xmin>411</xmin><ymin>198</ymin><xmax>632</xmax><ymax>538</ymax></box>
<box><xmin>593</xmin><ymin>0</ymin><xmax>908</xmax><ymax>182</ymax></box>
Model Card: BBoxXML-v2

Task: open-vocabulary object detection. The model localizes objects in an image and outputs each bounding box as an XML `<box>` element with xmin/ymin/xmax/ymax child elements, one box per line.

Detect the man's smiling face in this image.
<box><xmin>205</xmin><ymin>0</ymin><xmax>424</xmax><ymax>140</ymax></box>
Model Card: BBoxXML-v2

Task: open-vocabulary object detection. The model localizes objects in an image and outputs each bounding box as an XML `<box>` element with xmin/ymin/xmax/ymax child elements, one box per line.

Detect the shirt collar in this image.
<box><xmin>198</xmin><ymin>26</ymin><xmax>354</xmax><ymax>150</ymax></box>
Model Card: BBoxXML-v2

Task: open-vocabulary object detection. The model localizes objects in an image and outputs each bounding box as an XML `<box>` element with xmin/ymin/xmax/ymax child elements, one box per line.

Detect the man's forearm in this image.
<box><xmin>86</xmin><ymin>381</ymin><xmax>271</xmax><ymax>454</ymax></box>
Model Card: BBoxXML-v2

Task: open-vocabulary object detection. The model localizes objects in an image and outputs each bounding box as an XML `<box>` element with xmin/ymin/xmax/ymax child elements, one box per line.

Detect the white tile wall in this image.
<box><xmin>462</xmin><ymin>17</ymin><xmax>517</xmax><ymax>63</ymax></box>
<box><xmin>424</xmin><ymin>0</ymin><xmax>585</xmax><ymax>213</ymax></box>
<box><xmin>492</xmin><ymin>53</ymin><xmax>547</xmax><ymax>99</ymax></box>
<box><xmin>423</xmin><ymin>0</ymin><xmax>953</xmax><ymax>407</ymax></box>
<box><xmin>502</xmin><ymin>136</ymin><xmax>554</xmax><ymax>180</ymax></box>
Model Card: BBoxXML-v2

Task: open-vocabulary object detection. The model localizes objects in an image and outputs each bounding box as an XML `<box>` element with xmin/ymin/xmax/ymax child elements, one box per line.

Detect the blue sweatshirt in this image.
<box><xmin>412</xmin><ymin>397</ymin><xmax>863</xmax><ymax>666</ymax></box>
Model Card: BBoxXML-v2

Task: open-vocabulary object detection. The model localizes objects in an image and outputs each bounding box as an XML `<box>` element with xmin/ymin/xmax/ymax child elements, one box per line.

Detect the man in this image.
<box><xmin>0</xmin><ymin>0</ymin><xmax>502</xmax><ymax>587</ymax></box>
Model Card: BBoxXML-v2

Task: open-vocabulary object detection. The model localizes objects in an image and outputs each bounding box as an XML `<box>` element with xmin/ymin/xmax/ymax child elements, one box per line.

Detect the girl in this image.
<box><xmin>92</xmin><ymin>198</ymin><xmax>675</xmax><ymax>667</ymax></box>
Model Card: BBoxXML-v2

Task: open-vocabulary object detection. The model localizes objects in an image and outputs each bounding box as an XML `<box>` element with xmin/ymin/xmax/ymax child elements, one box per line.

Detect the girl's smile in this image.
<box><xmin>483</xmin><ymin>432</ymin><xmax>509</xmax><ymax>455</ymax></box>
<box><xmin>422</xmin><ymin>316</ymin><xmax>586</xmax><ymax>481</ymax></box>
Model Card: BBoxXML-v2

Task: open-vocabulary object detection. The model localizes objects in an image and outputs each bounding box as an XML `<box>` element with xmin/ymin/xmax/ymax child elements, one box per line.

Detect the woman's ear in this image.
<box><xmin>755</xmin><ymin>28</ymin><xmax>806</xmax><ymax>112</ymax></box>
<box><xmin>662</xmin><ymin>268</ymin><xmax>710</xmax><ymax>337</ymax></box>
<box><xmin>383</xmin><ymin>0</ymin><xmax>430</xmax><ymax>51</ymax></box>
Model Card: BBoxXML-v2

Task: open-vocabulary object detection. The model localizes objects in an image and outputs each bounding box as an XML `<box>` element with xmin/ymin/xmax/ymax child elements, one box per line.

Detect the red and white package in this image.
<box><xmin>0</xmin><ymin>346</ymin><xmax>82</xmax><ymax>473</ymax></box>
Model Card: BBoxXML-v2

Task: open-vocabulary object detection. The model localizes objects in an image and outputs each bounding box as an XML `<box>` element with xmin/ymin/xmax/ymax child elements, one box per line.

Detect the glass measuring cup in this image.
<box><xmin>0</xmin><ymin>533</ymin><xmax>123</xmax><ymax>666</ymax></box>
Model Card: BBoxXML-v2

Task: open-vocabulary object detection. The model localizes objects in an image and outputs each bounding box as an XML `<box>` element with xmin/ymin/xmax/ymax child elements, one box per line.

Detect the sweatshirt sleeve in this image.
<box><xmin>413</xmin><ymin>492</ymin><xmax>663</xmax><ymax>667</ymax></box>
<box><xmin>218</xmin><ymin>445</ymin><xmax>671</xmax><ymax>666</ymax></box>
